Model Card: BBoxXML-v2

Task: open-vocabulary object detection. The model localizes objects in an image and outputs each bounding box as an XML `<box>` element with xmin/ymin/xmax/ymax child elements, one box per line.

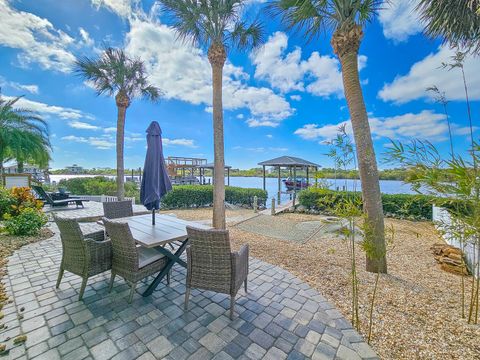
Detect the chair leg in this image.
<box><xmin>56</xmin><ymin>266</ymin><xmax>64</xmax><ymax>289</ymax></box>
<box><xmin>109</xmin><ymin>272</ymin><xmax>116</xmax><ymax>292</ymax></box>
<box><xmin>78</xmin><ymin>277</ymin><xmax>88</xmax><ymax>301</ymax></box>
<box><xmin>167</xmin><ymin>269</ymin><xmax>171</xmax><ymax>285</ymax></box>
<box><xmin>184</xmin><ymin>287</ymin><xmax>191</xmax><ymax>310</ymax></box>
<box><xmin>230</xmin><ymin>295</ymin><xmax>235</xmax><ymax>320</ymax></box>
<box><xmin>244</xmin><ymin>278</ymin><xmax>248</xmax><ymax>293</ymax></box>
<box><xmin>128</xmin><ymin>282</ymin><xmax>137</xmax><ymax>303</ymax></box>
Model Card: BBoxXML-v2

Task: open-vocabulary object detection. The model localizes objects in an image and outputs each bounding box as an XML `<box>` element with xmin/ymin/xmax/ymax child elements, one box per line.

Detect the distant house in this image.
<box><xmin>65</xmin><ymin>164</ymin><xmax>84</xmax><ymax>174</ymax></box>
<box><xmin>3</xmin><ymin>162</ymin><xmax>47</xmax><ymax>184</ymax></box>
<box><xmin>4</xmin><ymin>163</ymin><xmax>44</xmax><ymax>177</ymax></box>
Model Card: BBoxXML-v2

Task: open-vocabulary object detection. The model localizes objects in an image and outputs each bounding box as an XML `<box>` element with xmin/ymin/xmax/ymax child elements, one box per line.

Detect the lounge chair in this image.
<box><xmin>185</xmin><ymin>226</ymin><xmax>249</xmax><ymax>319</ymax></box>
<box><xmin>32</xmin><ymin>185</ymin><xmax>88</xmax><ymax>208</ymax></box>
<box><xmin>54</xmin><ymin>216</ymin><xmax>112</xmax><ymax>300</ymax></box>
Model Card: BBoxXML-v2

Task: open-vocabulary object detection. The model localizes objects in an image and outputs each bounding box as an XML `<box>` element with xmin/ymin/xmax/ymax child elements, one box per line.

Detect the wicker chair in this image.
<box><xmin>54</xmin><ymin>216</ymin><xmax>112</xmax><ymax>300</ymax></box>
<box><xmin>103</xmin><ymin>200</ymin><xmax>134</xmax><ymax>219</ymax></box>
<box><xmin>103</xmin><ymin>218</ymin><xmax>168</xmax><ymax>303</ymax></box>
<box><xmin>185</xmin><ymin>226</ymin><xmax>249</xmax><ymax>319</ymax></box>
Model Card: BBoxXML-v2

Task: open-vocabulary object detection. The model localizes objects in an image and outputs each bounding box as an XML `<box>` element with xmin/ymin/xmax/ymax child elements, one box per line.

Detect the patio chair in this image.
<box><xmin>103</xmin><ymin>200</ymin><xmax>134</xmax><ymax>219</ymax></box>
<box><xmin>32</xmin><ymin>185</ymin><xmax>88</xmax><ymax>208</ymax></box>
<box><xmin>185</xmin><ymin>226</ymin><xmax>249</xmax><ymax>319</ymax></box>
<box><xmin>54</xmin><ymin>216</ymin><xmax>112</xmax><ymax>300</ymax></box>
<box><xmin>103</xmin><ymin>218</ymin><xmax>168</xmax><ymax>303</ymax></box>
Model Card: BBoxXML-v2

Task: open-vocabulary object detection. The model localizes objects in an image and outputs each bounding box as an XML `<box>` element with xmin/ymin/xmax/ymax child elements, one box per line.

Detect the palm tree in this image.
<box><xmin>0</xmin><ymin>95</ymin><xmax>50</xmax><ymax>174</ymax></box>
<box><xmin>270</xmin><ymin>0</ymin><xmax>387</xmax><ymax>273</ymax></box>
<box><xmin>75</xmin><ymin>48</ymin><xmax>161</xmax><ymax>200</ymax></box>
<box><xmin>417</xmin><ymin>0</ymin><xmax>480</xmax><ymax>55</ymax></box>
<box><xmin>158</xmin><ymin>0</ymin><xmax>264</xmax><ymax>229</ymax></box>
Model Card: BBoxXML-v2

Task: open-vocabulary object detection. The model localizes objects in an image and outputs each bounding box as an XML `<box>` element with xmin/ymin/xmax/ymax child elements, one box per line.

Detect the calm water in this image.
<box><xmin>49</xmin><ymin>174</ymin><xmax>416</xmax><ymax>206</ymax></box>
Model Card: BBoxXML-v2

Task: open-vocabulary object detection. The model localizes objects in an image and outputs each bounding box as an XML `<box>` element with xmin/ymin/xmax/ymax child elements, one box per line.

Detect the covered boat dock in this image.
<box><xmin>258</xmin><ymin>156</ymin><xmax>320</xmax><ymax>205</ymax></box>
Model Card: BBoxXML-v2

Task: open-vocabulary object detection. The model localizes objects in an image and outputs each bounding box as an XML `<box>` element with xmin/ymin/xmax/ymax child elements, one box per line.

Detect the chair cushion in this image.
<box><xmin>138</xmin><ymin>247</ymin><xmax>165</xmax><ymax>268</ymax></box>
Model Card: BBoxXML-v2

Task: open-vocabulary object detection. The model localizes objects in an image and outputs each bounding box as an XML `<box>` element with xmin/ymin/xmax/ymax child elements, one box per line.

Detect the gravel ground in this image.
<box><xmin>173</xmin><ymin>209</ymin><xmax>480</xmax><ymax>360</ymax></box>
<box><xmin>158</xmin><ymin>208</ymin><xmax>254</xmax><ymax>221</ymax></box>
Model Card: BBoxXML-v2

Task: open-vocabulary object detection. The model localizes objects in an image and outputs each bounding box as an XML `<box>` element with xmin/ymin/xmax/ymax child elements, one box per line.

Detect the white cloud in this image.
<box><xmin>104</xmin><ymin>127</ymin><xmax>117</xmax><ymax>133</ymax></box>
<box><xmin>79</xmin><ymin>27</ymin><xmax>94</xmax><ymax>48</ymax></box>
<box><xmin>0</xmin><ymin>0</ymin><xmax>77</xmax><ymax>72</ymax></box>
<box><xmin>61</xmin><ymin>135</ymin><xmax>114</xmax><ymax>150</ymax></box>
<box><xmin>163</xmin><ymin>138</ymin><xmax>197</xmax><ymax>147</ymax></box>
<box><xmin>68</xmin><ymin>120</ymin><xmax>100</xmax><ymax>130</ymax></box>
<box><xmin>236</xmin><ymin>114</ymin><xmax>244</xmax><ymax>119</ymax></box>
<box><xmin>378</xmin><ymin>0</ymin><xmax>423</xmax><ymax>42</ymax></box>
<box><xmin>294</xmin><ymin>110</ymin><xmax>471</xmax><ymax>143</ymax></box>
<box><xmin>90</xmin><ymin>0</ymin><xmax>135</xmax><ymax>18</ymax></box>
<box><xmin>0</xmin><ymin>76</ymin><xmax>39</xmax><ymax>94</ymax></box>
<box><xmin>379</xmin><ymin>45</ymin><xmax>480</xmax><ymax>103</ymax></box>
<box><xmin>290</xmin><ymin>95</ymin><xmax>301</xmax><ymax>101</ymax></box>
<box><xmin>266</xmin><ymin>134</ymin><xmax>273</xmax><ymax>138</ymax></box>
<box><xmin>124</xmin><ymin>18</ymin><xmax>294</xmax><ymax>128</ymax></box>
<box><xmin>250</xmin><ymin>32</ymin><xmax>367</xmax><ymax>97</ymax></box>
<box><xmin>4</xmin><ymin>95</ymin><xmax>90</xmax><ymax>120</ymax></box>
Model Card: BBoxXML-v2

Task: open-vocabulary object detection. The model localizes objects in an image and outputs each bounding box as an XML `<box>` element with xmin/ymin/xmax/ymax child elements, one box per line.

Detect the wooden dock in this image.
<box><xmin>260</xmin><ymin>200</ymin><xmax>294</xmax><ymax>216</ymax></box>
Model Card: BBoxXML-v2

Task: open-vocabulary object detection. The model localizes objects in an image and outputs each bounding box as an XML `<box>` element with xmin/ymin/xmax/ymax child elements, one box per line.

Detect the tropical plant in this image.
<box><xmin>442</xmin><ymin>52</ymin><xmax>474</xmax><ymax>155</ymax></box>
<box><xmin>386</xmin><ymin>140</ymin><xmax>480</xmax><ymax>324</ymax></box>
<box><xmin>0</xmin><ymin>95</ymin><xmax>50</xmax><ymax>173</ymax></box>
<box><xmin>3</xmin><ymin>207</ymin><xmax>47</xmax><ymax>236</ymax></box>
<box><xmin>75</xmin><ymin>48</ymin><xmax>161</xmax><ymax>200</ymax></box>
<box><xmin>158</xmin><ymin>0</ymin><xmax>264</xmax><ymax>229</ymax></box>
<box><xmin>270</xmin><ymin>0</ymin><xmax>387</xmax><ymax>273</ymax></box>
<box><xmin>417</xmin><ymin>0</ymin><xmax>480</xmax><ymax>55</ymax></box>
<box><xmin>426</xmin><ymin>85</ymin><xmax>454</xmax><ymax>158</ymax></box>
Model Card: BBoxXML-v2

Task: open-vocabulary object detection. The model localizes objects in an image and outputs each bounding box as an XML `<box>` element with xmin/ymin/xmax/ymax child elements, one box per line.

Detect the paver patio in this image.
<box><xmin>1</xmin><ymin>223</ymin><xmax>378</xmax><ymax>360</ymax></box>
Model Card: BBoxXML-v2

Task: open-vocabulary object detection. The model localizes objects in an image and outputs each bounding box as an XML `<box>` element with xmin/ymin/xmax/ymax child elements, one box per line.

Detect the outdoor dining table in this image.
<box><xmin>101</xmin><ymin>213</ymin><xmax>211</xmax><ymax>297</ymax></box>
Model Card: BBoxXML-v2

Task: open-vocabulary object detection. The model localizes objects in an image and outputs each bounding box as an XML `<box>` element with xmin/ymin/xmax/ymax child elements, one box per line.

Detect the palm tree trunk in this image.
<box><xmin>116</xmin><ymin>103</ymin><xmax>127</xmax><ymax>201</ymax></box>
<box><xmin>333</xmin><ymin>26</ymin><xmax>387</xmax><ymax>274</ymax></box>
<box><xmin>208</xmin><ymin>44</ymin><xmax>227</xmax><ymax>230</ymax></box>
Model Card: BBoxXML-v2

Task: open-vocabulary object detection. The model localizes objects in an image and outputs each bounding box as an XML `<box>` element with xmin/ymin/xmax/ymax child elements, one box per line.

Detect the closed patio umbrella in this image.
<box><xmin>140</xmin><ymin>121</ymin><xmax>172</xmax><ymax>225</ymax></box>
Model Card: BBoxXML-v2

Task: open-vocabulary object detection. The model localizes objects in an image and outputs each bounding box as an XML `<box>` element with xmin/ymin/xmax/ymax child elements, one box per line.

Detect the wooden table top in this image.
<box><xmin>108</xmin><ymin>214</ymin><xmax>211</xmax><ymax>248</ymax></box>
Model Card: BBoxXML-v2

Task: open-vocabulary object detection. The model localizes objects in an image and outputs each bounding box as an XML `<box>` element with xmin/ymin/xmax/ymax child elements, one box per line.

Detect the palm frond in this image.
<box><xmin>75</xmin><ymin>47</ymin><xmax>161</xmax><ymax>101</ymax></box>
<box><xmin>417</xmin><ymin>0</ymin><xmax>480</xmax><ymax>54</ymax></box>
<box><xmin>229</xmin><ymin>19</ymin><xmax>264</xmax><ymax>50</ymax></box>
<box><xmin>159</xmin><ymin>0</ymin><xmax>263</xmax><ymax>51</ymax></box>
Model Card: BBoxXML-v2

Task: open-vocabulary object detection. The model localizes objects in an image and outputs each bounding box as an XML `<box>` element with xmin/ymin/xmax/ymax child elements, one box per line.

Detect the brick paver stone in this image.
<box><xmin>0</xmin><ymin>222</ymin><xmax>378</xmax><ymax>359</ymax></box>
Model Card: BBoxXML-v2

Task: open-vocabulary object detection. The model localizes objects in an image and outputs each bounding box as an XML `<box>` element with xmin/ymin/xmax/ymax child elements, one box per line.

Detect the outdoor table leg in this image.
<box><xmin>142</xmin><ymin>239</ymin><xmax>189</xmax><ymax>297</ymax></box>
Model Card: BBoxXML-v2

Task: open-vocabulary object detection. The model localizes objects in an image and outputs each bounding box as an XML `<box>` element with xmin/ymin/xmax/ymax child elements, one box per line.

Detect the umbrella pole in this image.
<box><xmin>152</xmin><ymin>208</ymin><xmax>155</xmax><ymax>225</ymax></box>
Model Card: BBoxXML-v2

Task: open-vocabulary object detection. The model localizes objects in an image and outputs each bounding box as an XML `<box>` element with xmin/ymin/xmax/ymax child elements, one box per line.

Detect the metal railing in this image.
<box><xmin>72</xmin><ymin>195</ymin><xmax>136</xmax><ymax>204</ymax></box>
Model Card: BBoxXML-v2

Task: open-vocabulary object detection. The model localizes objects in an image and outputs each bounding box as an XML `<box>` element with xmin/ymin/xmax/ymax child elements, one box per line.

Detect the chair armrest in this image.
<box><xmin>231</xmin><ymin>244</ymin><xmax>249</xmax><ymax>292</ymax></box>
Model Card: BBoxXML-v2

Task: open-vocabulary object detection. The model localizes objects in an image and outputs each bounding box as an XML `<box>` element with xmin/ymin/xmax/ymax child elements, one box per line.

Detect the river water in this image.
<box><xmin>49</xmin><ymin>174</ymin><xmax>416</xmax><ymax>206</ymax></box>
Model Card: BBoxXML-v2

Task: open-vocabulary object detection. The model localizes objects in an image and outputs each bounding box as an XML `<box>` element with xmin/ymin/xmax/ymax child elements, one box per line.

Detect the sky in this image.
<box><xmin>1</xmin><ymin>0</ymin><xmax>479</xmax><ymax>170</ymax></box>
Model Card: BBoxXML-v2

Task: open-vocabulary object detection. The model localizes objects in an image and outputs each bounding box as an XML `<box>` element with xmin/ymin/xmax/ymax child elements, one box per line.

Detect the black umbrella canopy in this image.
<box><xmin>140</xmin><ymin>121</ymin><xmax>172</xmax><ymax>224</ymax></box>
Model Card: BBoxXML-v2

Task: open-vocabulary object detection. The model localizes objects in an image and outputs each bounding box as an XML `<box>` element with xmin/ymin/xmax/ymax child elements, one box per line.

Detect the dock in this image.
<box><xmin>260</xmin><ymin>200</ymin><xmax>294</xmax><ymax>216</ymax></box>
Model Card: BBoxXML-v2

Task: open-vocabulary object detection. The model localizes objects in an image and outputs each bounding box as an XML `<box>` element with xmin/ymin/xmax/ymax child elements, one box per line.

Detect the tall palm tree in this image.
<box><xmin>75</xmin><ymin>48</ymin><xmax>161</xmax><ymax>200</ymax></box>
<box><xmin>270</xmin><ymin>0</ymin><xmax>387</xmax><ymax>273</ymax></box>
<box><xmin>417</xmin><ymin>0</ymin><xmax>480</xmax><ymax>55</ymax></box>
<box><xmin>0</xmin><ymin>95</ymin><xmax>50</xmax><ymax>174</ymax></box>
<box><xmin>158</xmin><ymin>0</ymin><xmax>264</xmax><ymax>229</ymax></box>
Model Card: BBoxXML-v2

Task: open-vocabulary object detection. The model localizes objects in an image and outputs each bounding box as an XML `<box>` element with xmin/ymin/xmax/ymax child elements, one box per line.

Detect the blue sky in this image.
<box><xmin>1</xmin><ymin>0</ymin><xmax>479</xmax><ymax>170</ymax></box>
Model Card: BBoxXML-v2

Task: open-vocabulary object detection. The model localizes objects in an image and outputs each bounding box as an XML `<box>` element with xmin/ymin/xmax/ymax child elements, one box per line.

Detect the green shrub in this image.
<box><xmin>0</xmin><ymin>187</ymin><xmax>14</xmax><ymax>218</ymax></box>
<box><xmin>3</xmin><ymin>208</ymin><xmax>48</xmax><ymax>236</ymax></box>
<box><xmin>160</xmin><ymin>185</ymin><xmax>267</xmax><ymax>209</ymax></box>
<box><xmin>59</xmin><ymin>176</ymin><xmax>139</xmax><ymax>202</ymax></box>
<box><xmin>298</xmin><ymin>188</ymin><xmax>434</xmax><ymax>220</ymax></box>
